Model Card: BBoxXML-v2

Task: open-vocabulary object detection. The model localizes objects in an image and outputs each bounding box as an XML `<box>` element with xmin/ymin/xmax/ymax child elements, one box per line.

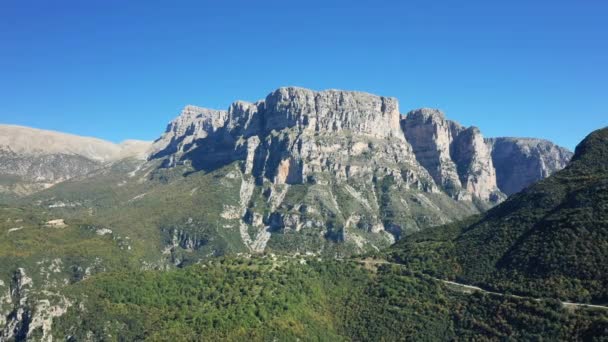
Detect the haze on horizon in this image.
<box><xmin>0</xmin><ymin>0</ymin><xmax>606</xmax><ymax>150</ymax></box>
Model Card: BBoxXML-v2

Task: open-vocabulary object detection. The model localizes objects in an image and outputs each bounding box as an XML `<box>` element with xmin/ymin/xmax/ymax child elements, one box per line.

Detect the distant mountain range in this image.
<box><xmin>0</xmin><ymin>124</ymin><xmax>150</xmax><ymax>197</ymax></box>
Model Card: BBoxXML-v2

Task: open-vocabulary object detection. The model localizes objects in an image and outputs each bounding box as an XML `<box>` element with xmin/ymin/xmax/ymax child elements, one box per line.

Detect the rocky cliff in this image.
<box><xmin>148</xmin><ymin>87</ymin><xmax>571</xmax><ymax>254</ymax></box>
<box><xmin>486</xmin><ymin>137</ymin><xmax>573</xmax><ymax>195</ymax></box>
<box><xmin>150</xmin><ymin>105</ymin><xmax>229</xmax><ymax>165</ymax></box>
<box><xmin>401</xmin><ymin>108</ymin><xmax>503</xmax><ymax>203</ymax></box>
<box><xmin>149</xmin><ymin>88</ymin><xmax>482</xmax><ymax>253</ymax></box>
<box><xmin>401</xmin><ymin>109</ymin><xmax>572</xmax><ymax>200</ymax></box>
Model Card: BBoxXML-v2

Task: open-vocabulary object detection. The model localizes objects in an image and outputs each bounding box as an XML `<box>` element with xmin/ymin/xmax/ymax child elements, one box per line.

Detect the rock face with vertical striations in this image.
<box><xmin>150</xmin><ymin>105</ymin><xmax>229</xmax><ymax>166</ymax></box>
<box><xmin>486</xmin><ymin>137</ymin><xmax>573</xmax><ymax>195</ymax></box>
<box><xmin>450</xmin><ymin>126</ymin><xmax>504</xmax><ymax>204</ymax></box>
<box><xmin>401</xmin><ymin>109</ymin><xmax>573</xmax><ymax>203</ymax></box>
<box><xmin>401</xmin><ymin>109</ymin><xmax>468</xmax><ymax>200</ymax></box>
<box><xmin>149</xmin><ymin>87</ymin><xmax>569</xmax><ymax>254</ymax></box>
<box><xmin>402</xmin><ymin>109</ymin><xmax>504</xmax><ymax>205</ymax></box>
<box><xmin>156</xmin><ymin>87</ymin><xmax>432</xmax><ymax>188</ymax></box>
<box><xmin>149</xmin><ymin>87</ymin><xmax>487</xmax><ymax>254</ymax></box>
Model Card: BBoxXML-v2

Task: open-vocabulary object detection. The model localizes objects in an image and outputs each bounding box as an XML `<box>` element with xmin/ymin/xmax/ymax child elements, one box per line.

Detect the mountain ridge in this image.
<box><xmin>0</xmin><ymin>87</ymin><xmax>573</xmax><ymax>254</ymax></box>
<box><xmin>0</xmin><ymin>124</ymin><xmax>152</xmax><ymax>197</ymax></box>
<box><xmin>151</xmin><ymin>87</ymin><xmax>572</xmax><ymax>200</ymax></box>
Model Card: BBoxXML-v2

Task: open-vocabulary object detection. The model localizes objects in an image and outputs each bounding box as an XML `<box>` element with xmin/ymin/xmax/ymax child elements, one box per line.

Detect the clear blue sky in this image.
<box><xmin>0</xmin><ymin>0</ymin><xmax>606</xmax><ymax>150</ymax></box>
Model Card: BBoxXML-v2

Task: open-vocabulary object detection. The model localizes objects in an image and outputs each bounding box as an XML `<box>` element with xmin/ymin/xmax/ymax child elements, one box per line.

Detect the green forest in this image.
<box><xmin>51</xmin><ymin>256</ymin><xmax>608</xmax><ymax>341</ymax></box>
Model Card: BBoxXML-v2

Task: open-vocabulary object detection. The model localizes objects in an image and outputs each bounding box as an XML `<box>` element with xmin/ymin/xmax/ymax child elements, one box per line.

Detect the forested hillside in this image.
<box><xmin>52</xmin><ymin>257</ymin><xmax>608</xmax><ymax>341</ymax></box>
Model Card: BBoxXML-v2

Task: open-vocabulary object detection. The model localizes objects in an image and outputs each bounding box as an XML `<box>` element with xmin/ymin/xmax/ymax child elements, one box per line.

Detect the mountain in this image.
<box><xmin>0</xmin><ymin>88</ymin><xmax>599</xmax><ymax>341</ymax></box>
<box><xmin>146</xmin><ymin>87</ymin><xmax>480</xmax><ymax>253</ymax></box>
<box><xmin>143</xmin><ymin>87</ymin><xmax>571</xmax><ymax>253</ymax></box>
<box><xmin>487</xmin><ymin>137</ymin><xmax>573</xmax><ymax>195</ymax></box>
<box><xmin>390</xmin><ymin>127</ymin><xmax>608</xmax><ymax>303</ymax></box>
<box><xmin>0</xmin><ymin>87</ymin><xmax>571</xmax><ymax>258</ymax></box>
<box><xmin>0</xmin><ymin>125</ymin><xmax>151</xmax><ymax>197</ymax></box>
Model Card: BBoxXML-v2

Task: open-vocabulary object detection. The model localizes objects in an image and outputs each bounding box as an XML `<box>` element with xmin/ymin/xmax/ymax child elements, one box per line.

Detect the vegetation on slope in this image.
<box><xmin>52</xmin><ymin>256</ymin><xmax>608</xmax><ymax>341</ymax></box>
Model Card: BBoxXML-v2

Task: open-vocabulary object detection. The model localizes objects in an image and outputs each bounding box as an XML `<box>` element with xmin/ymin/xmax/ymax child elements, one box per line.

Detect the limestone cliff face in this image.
<box><xmin>150</xmin><ymin>105</ymin><xmax>228</xmax><ymax>165</ymax></box>
<box><xmin>451</xmin><ymin>127</ymin><xmax>504</xmax><ymax>204</ymax></box>
<box><xmin>261</xmin><ymin>88</ymin><xmax>403</xmax><ymax>138</ymax></box>
<box><xmin>149</xmin><ymin>88</ymin><xmax>480</xmax><ymax>253</ymax></box>
<box><xmin>401</xmin><ymin>109</ymin><xmax>467</xmax><ymax>199</ymax></box>
<box><xmin>402</xmin><ymin>110</ymin><xmax>572</xmax><ymax>201</ymax></box>
<box><xmin>402</xmin><ymin>109</ymin><xmax>504</xmax><ymax>204</ymax></box>
<box><xmin>157</xmin><ymin>87</ymin><xmax>432</xmax><ymax>190</ymax></box>
<box><xmin>487</xmin><ymin>137</ymin><xmax>573</xmax><ymax>195</ymax></box>
<box><xmin>149</xmin><ymin>87</ymin><xmax>572</xmax><ymax>253</ymax></box>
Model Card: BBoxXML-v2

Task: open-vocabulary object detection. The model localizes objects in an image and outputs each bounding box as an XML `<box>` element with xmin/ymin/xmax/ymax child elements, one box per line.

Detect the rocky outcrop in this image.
<box><xmin>402</xmin><ymin>109</ymin><xmax>572</xmax><ymax>201</ymax></box>
<box><xmin>150</xmin><ymin>105</ymin><xmax>229</xmax><ymax>166</ymax></box>
<box><xmin>402</xmin><ymin>109</ymin><xmax>504</xmax><ymax>203</ymax></box>
<box><xmin>402</xmin><ymin>109</ymin><xmax>467</xmax><ymax>199</ymax></box>
<box><xmin>0</xmin><ymin>268</ymin><xmax>71</xmax><ymax>341</ymax></box>
<box><xmin>1</xmin><ymin>268</ymin><xmax>33</xmax><ymax>341</ymax></box>
<box><xmin>451</xmin><ymin>127</ymin><xmax>504</xmax><ymax>203</ymax></box>
<box><xmin>260</xmin><ymin>88</ymin><xmax>403</xmax><ymax>138</ymax></box>
<box><xmin>487</xmin><ymin>137</ymin><xmax>573</xmax><ymax>194</ymax></box>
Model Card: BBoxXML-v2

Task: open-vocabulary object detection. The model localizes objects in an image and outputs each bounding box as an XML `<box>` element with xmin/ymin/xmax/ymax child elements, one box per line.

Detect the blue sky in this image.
<box><xmin>0</xmin><ymin>0</ymin><xmax>606</xmax><ymax>150</ymax></box>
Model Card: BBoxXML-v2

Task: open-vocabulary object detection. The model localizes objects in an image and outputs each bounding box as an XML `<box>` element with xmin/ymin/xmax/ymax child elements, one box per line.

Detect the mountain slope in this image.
<box><xmin>46</xmin><ymin>257</ymin><xmax>608</xmax><ymax>341</ymax></box>
<box><xmin>390</xmin><ymin>127</ymin><xmax>608</xmax><ymax>303</ymax></box>
<box><xmin>0</xmin><ymin>125</ymin><xmax>151</xmax><ymax>197</ymax></box>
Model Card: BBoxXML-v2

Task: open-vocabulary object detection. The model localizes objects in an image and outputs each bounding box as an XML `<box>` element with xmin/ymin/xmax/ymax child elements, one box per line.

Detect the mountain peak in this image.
<box><xmin>179</xmin><ymin>105</ymin><xmax>227</xmax><ymax>119</ymax></box>
<box><xmin>0</xmin><ymin>124</ymin><xmax>142</xmax><ymax>162</ymax></box>
<box><xmin>261</xmin><ymin>86</ymin><xmax>402</xmax><ymax>138</ymax></box>
<box><xmin>405</xmin><ymin>108</ymin><xmax>447</xmax><ymax>122</ymax></box>
<box><xmin>570</xmin><ymin>126</ymin><xmax>608</xmax><ymax>172</ymax></box>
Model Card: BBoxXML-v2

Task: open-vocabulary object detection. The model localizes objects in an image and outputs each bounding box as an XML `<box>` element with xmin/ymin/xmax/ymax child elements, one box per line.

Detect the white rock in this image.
<box><xmin>95</xmin><ymin>228</ymin><xmax>113</xmax><ymax>236</ymax></box>
<box><xmin>44</xmin><ymin>219</ymin><xmax>67</xmax><ymax>228</ymax></box>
